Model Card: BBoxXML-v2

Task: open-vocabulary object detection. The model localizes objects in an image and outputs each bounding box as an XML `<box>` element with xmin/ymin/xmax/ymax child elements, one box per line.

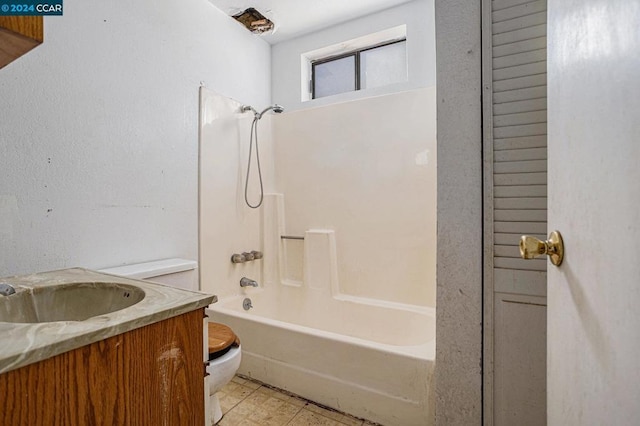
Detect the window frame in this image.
<box><xmin>311</xmin><ymin>37</ymin><xmax>407</xmax><ymax>100</ymax></box>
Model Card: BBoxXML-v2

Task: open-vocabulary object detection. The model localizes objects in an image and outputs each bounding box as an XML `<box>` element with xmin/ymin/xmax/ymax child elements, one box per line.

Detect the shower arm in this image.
<box><xmin>240</xmin><ymin>105</ymin><xmax>258</xmax><ymax>116</ymax></box>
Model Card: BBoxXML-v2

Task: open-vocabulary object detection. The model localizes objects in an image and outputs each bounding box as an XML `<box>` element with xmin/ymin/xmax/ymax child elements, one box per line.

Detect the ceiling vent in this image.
<box><xmin>232</xmin><ymin>8</ymin><xmax>275</xmax><ymax>35</ymax></box>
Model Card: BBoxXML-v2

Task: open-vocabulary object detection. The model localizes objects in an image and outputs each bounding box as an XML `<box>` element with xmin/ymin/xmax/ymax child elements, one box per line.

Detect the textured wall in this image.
<box><xmin>434</xmin><ymin>0</ymin><xmax>483</xmax><ymax>424</ymax></box>
<box><xmin>0</xmin><ymin>0</ymin><xmax>270</xmax><ymax>277</ymax></box>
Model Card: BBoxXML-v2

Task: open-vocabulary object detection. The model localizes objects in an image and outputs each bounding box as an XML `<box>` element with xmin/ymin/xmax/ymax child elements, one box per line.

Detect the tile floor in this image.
<box><xmin>216</xmin><ymin>375</ymin><xmax>381</xmax><ymax>426</ymax></box>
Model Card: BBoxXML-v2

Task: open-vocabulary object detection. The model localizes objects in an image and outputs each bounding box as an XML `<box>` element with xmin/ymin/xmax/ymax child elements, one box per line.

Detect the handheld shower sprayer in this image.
<box><xmin>259</xmin><ymin>104</ymin><xmax>284</xmax><ymax>117</ymax></box>
<box><xmin>240</xmin><ymin>103</ymin><xmax>285</xmax><ymax>208</ymax></box>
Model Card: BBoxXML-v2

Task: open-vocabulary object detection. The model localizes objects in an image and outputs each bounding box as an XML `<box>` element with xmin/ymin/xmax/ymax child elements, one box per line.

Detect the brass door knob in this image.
<box><xmin>519</xmin><ymin>231</ymin><xmax>564</xmax><ymax>266</ymax></box>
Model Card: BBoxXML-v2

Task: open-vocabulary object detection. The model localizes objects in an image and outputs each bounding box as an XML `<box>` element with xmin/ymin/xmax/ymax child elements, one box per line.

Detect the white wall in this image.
<box><xmin>273</xmin><ymin>88</ymin><xmax>437</xmax><ymax>307</ymax></box>
<box><xmin>0</xmin><ymin>0</ymin><xmax>270</xmax><ymax>277</ymax></box>
<box><xmin>271</xmin><ymin>0</ymin><xmax>435</xmax><ymax>112</ymax></box>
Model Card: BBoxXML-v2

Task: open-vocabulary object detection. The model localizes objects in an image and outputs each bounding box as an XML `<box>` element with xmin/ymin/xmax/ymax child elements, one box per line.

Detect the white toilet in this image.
<box><xmin>99</xmin><ymin>258</ymin><xmax>241</xmax><ymax>425</ymax></box>
<box><xmin>205</xmin><ymin>322</ymin><xmax>242</xmax><ymax>423</ymax></box>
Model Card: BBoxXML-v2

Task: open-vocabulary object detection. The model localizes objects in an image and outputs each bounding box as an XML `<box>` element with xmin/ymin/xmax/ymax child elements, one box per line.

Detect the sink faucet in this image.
<box><xmin>0</xmin><ymin>283</ymin><xmax>16</xmax><ymax>296</ymax></box>
<box><xmin>240</xmin><ymin>277</ymin><xmax>259</xmax><ymax>288</ymax></box>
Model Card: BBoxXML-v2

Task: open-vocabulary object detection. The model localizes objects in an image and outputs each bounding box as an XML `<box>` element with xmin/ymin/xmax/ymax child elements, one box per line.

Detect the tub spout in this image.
<box><xmin>240</xmin><ymin>277</ymin><xmax>259</xmax><ymax>288</ymax></box>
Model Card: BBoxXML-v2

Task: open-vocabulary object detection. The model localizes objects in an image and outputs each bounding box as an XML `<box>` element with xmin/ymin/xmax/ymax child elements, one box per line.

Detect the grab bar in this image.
<box><xmin>280</xmin><ymin>235</ymin><xmax>304</xmax><ymax>240</ymax></box>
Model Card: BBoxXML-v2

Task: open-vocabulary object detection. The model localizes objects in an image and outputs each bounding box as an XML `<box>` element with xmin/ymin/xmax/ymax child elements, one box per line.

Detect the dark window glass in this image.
<box><xmin>312</xmin><ymin>39</ymin><xmax>407</xmax><ymax>99</ymax></box>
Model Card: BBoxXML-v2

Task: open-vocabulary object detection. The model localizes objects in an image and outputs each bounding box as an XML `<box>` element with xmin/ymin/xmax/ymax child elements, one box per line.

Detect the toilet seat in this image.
<box><xmin>206</xmin><ymin>324</ymin><xmax>242</xmax><ymax>424</ymax></box>
<box><xmin>208</xmin><ymin>322</ymin><xmax>240</xmax><ymax>359</ymax></box>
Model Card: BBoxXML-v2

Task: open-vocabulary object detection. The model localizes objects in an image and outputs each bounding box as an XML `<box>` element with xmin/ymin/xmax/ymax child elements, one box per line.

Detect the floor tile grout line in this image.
<box><xmin>239</xmin><ymin>386</ymin><xmax>257</xmax><ymax>410</ymax></box>
<box><xmin>282</xmin><ymin>404</ymin><xmax>305</xmax><ymax>426</ymax></box>
<box><xmin>217</xmin><ymin>384</ymin><xmax>260</xmax><ymax>425</ymax></box>
<box><xmin>229</xmin><ymin>375</ymin><xmax>373</xmax><ymax>426</ymax></box>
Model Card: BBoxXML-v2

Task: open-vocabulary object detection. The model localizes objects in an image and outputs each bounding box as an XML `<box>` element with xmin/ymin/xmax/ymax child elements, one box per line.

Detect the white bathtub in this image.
<box><xmin>207</xmin><ymin>288</ymin><xmax>435</xmax><ymax>426</ymax></box>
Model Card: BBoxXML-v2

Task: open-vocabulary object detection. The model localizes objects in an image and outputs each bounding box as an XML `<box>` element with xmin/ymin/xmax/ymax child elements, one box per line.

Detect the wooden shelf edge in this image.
<box><xmin>0</xmin><ymin>16</ymin><xmax>43</xmax><ymax>42</ymax></box>
<box><xmin>0</xmin><ymin>16</ymin><xmax>43</xmax><ymax>69</ymax></box>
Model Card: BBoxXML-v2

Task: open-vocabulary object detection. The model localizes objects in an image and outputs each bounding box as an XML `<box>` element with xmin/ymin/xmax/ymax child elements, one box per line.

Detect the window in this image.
<box><xmin>311</xmin><ymin>39</ymin><xmax>407</xmax><ymax>99</ymax></box>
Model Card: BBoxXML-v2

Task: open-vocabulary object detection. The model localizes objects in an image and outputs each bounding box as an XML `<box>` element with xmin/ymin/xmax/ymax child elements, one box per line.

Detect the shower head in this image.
<box><xmin>257</xmin><ymin>104</ymin><xmax>284</xmax><ymax>119</ymax></box>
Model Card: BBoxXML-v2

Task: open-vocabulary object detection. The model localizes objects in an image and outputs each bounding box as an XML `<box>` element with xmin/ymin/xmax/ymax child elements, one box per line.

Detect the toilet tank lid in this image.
<box><xmin>98</xmin><ymin>258</ymin><xmax>198</xmax><ymax>280</ymax></box>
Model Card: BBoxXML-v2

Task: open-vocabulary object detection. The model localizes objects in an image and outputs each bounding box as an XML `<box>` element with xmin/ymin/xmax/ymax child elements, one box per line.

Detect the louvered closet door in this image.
<box><xmin>482</xmin><ymin>0</ymin><xmax>547</xmax><ymax>425</ymax></box>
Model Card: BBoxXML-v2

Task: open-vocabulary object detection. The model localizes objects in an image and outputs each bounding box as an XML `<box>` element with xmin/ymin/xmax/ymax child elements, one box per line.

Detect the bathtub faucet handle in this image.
<box><xmin>242</xmin><ymin>252</ymin><xmax>255</xmax><ymax>261</ymax></box>
<box><xmin>251</xmin><ymin>250</ymin><xmax>263</xmax><ymax>260</ymax></box>
<box><xmin>243</xmin><ymin>298</ymin><xmax>253</xmax><ymax>310</ymax></box>
<box><xmin>231</xmin><ymin>253</ymin><xmax>246</xmax><ymax>264</ymax></box>
<box><xmin>240</xmin><ymin>277</ymin><xmax>259</xmax><ymax>288</ymax></box>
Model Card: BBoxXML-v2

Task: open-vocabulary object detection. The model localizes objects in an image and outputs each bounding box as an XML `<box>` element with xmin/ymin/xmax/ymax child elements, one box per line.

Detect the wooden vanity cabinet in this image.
<box><xmin>0</xmin><ymin>309</ymin><xmax>206</xmax><ymax>425</ymax></box>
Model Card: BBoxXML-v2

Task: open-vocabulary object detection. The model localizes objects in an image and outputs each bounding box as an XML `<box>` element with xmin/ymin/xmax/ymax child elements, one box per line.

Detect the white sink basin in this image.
<box><xmin>0</xmin><ymin>282</ymin><xmax>145</xmax><ymax>323</ymax></box>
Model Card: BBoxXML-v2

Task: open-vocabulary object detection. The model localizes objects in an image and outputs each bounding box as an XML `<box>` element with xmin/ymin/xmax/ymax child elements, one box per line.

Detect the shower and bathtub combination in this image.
<box><xmin>199</xmin><ymin>86</ymin><xmax>437</xmax><ymax>425</ymax></box>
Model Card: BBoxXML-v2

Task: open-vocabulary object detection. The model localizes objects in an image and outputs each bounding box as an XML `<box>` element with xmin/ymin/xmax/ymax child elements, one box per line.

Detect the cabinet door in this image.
<box><xmin>0</xmin><ymin>309</ymin><xmax>206</xmax><ymax>425</ymax></box>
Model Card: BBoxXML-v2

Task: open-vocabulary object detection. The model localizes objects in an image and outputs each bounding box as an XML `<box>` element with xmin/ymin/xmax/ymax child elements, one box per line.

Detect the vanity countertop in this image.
<box><xmin>0</xmin><ymin>268</ymin><xmax>216</xmax><ymax>374</ymax></box>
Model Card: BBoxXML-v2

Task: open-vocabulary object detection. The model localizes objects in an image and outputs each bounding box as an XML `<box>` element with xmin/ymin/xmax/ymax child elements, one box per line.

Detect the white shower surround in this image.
<box><xmin>272</xmin><ymin>88</ymin><xmax>437</xmax><ymax>307</ymax></box>
<box><xmin>199</xmin><ymin>87</ymin><xmax>436</xmax><ymax>425</ymax></box>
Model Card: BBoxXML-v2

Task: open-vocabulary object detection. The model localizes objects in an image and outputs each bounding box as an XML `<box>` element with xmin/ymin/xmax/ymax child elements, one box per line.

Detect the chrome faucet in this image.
<box><xmin>0</xmin><ymin>283</ymin><xmax>16</xmax><ymax>296</ymax></box>
<box><xmin>240</xmin><ymin>277</ymin><xmax>259</xmax><ymax>288</ymax></box>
